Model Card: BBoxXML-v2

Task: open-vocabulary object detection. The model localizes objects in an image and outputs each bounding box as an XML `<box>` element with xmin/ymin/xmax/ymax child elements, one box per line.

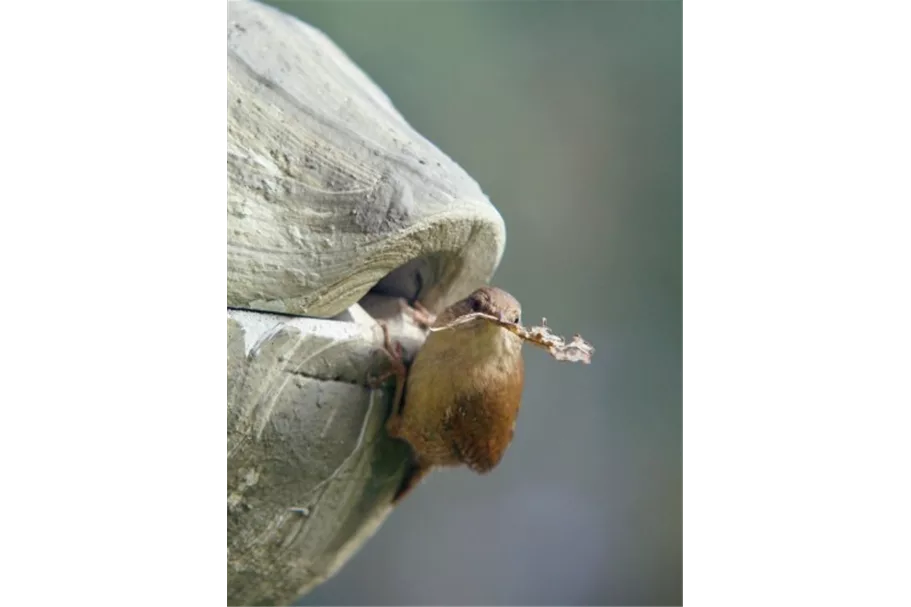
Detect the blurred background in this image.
<box><xmin>268</xmin><ymin>1</ymin><xmax>681</xmax><ymax>604</ymax></box>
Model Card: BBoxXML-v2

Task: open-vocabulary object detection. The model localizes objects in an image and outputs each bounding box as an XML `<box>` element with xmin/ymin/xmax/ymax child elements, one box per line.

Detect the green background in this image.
<box><xmin>269</xmin><ymin>1</ymin><xmax>682</xmax><ymax>604</ymax></box>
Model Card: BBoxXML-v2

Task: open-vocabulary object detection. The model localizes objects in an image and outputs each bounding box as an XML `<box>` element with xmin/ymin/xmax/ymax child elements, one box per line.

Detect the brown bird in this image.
<box><xmin>378</xmin><ymin>286</ymin><xmax>526</xmax><ymax>502</ymax></box>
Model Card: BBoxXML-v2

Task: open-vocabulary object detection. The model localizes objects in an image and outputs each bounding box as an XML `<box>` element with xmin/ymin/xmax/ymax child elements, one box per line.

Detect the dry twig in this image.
<box><xmin>428</xmin><ymin>313</ymin><xmax>594</xmax><ymax>364</ymax></box>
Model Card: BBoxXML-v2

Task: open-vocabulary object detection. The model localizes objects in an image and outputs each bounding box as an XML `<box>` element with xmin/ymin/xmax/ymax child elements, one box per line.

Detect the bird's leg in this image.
<box><xmin>368</xmin><ymin>323</ymin><xmax>408</xmax><ymax>419</ymax></box>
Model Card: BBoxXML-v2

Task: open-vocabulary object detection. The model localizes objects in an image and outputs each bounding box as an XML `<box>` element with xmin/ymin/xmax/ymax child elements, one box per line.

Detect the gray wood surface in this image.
<box><xmin>227</xmin><ymin>1</ymin><xmax>507</xmax><ymax>604</ymax></box>
<box><xmin>228</xmin><ymin>0</ymin><xmax>505</xmax><ymax>318</ymax></box>
<box><xmin>228</xmin><ymin>307</ymin><xmax>416</xmax><ymax>605</ymax></box>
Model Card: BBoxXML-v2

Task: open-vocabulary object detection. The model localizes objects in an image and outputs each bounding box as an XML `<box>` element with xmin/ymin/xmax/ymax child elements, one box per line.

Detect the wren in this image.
<box><xmin>381</xmin><ymin>286</ymin><xmax>525</xmax><ymax>502</ymax></box>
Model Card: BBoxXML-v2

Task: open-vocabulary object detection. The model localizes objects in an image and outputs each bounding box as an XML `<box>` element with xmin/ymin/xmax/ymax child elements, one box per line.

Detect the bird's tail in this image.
<box><xmin>393</xmin><ymin>459</ymin><xmax>432</xmax><ymax>503</ymax></box>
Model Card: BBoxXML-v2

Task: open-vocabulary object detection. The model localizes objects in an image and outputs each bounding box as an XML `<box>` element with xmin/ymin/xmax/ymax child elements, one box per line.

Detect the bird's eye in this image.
<box><xmin>513</xmin><ymin>314</ymin><xmax>520</xmax><ymax>323</ymax></box>
<box><xmin>469</xmin><ymin>296</ymin><xmax>482</xmax><ymax>312</ymax></box>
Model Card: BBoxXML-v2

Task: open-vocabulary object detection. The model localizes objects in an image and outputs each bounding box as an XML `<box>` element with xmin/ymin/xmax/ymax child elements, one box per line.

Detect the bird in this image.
<box><xmin>376</xmin><ymin>286</ymin><xmax>526</xmax><ymax>502</ymax></box>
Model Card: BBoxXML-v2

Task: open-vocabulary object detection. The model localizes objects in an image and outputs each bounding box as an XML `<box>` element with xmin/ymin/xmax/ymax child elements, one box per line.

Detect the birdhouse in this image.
<box><xmin>227</xmin><ymin>1</ymin><xmax>507</xmax><ymax>604</ymax></box>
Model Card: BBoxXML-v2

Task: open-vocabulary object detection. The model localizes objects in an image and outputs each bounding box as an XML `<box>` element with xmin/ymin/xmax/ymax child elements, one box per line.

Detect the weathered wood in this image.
<box><xmin>227</xmin><ymin>308</ymin><xmax>421</xmax><ymax>605</ymax></box>
<box><xmin>228</xmin><ymin>0</ymin><xmax>506</xmax><ymax>318</ymax></box>
<box><xmin>226</xmin><ymin>1</ymin><xmax>508</xmax><ymax>604</ymax></box>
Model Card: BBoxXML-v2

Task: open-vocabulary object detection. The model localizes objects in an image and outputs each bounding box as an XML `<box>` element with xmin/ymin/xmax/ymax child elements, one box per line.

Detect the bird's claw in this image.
<box><xmin>399</xmin><ymin>298</ymin><xmax>436</xmax><ymax>330</ymax></box>
<box><xmin>368</xmin><ymin>323</ymin><xmax>407</xmax><ymax>389</ymax></box>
